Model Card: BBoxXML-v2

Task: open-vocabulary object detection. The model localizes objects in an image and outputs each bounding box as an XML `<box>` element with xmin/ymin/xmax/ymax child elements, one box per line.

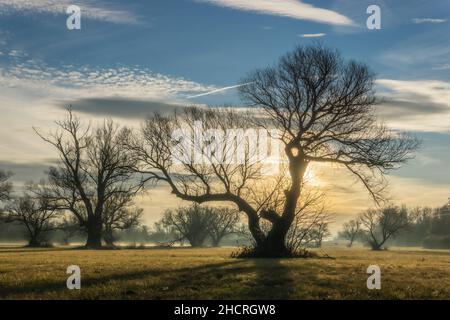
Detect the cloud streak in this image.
<box><xmin>196</xmin><ymin>0</ymin><xmax>354</xmax><ymax>26</ymax></box>
<box><xmin>299</xmin><ymin>33</ymin><xmax>326</xmax><ymax>38</ymax></box>
<box><xmin>0</xmin><ymin>0</ymin><xmax>141</xmax><ymax>24</ymax></box>
<box><xmin>413</xmin><ymin>18</ymin><xmax>447</xmax><ymax>24</ymax></box>
<box><xmin>376</xmin><ymin>79</ymin><xmax>450</xmax><ymax>132</ymax></box>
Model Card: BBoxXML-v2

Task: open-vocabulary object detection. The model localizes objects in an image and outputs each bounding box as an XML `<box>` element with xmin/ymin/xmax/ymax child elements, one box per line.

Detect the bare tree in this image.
<box><xmin>35</xmin><ymin>109</ymin><xmax>141</xmax><ymax>248</ymax></box>
<box><xmin>126</xmin><ymin>45</ymin><xmax>418</xmax><ymax>257</ymax></box>
<box><xmin>286</xmin><ymin>190</ymin><xmax>332</xmax><ymax>251</ymax></box>
<box><xmin>0</xmin><ymin>170</ymin><xmax>13</xmax><ymax>203</ymax></box>
<box><xmin>2</xmin><ymin>186</ymin><xmax>60</xmax><ymax>247</ymax></box>
<box><xmin>339</xmin><ymin>219</ymin><xmax>362</xmax><ymax>247</ymax></box>
<box><xmin>359</xmin><ymin>206</ymin><xmax>411</xmax><ymax>250</ymax></box>
<box><xmin>59</xmin><ymin>214</ymin><xmax>83</xmax><ymax>245</ymax></box>
<box><xmin>208</xmin><ymin>207</ymin><xmax>240</xmax><ymax>247</ymax></box>
<box><xmin>150</xmin><ymin>220</ymin><xmax>180</xmax><ymax>245</ymax></box>
<box><xmin>310</xmin><ymin>219</ymin><xmax>331</xmax><ymax>248</ymax></box>
<box><xmin>102</xmin><ymin>193</ymin><xmax>143</xmax><ymax>246</ymax></box>
<box><xmin>161</xmin><ymin>204</ymin><xmax>213</xmax><ymax>247</ymax></box>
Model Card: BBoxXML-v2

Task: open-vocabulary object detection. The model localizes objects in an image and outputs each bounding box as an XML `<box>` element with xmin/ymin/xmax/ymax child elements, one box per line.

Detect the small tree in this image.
<box><xmin>208</xmin><ymin>207</ymin><xmax>240</xmax><ymax>247</ymax></box>
<box><xmin>286</xmin><ymin>190</ymin><xmax>331</xmax><ymax>251</ymax></box>
<box><xmin>161</xmin><ymin>204</ymin><xmax>213</xmax><ymax>247</ymax></box>
<box><xmin>150</xmin><ymin>220</ymin><xmax>179</xmax><ymax>244</ymax></box>
<box><xmin>3</xmin><ymin>191</ymin><xmax>60</xmax><ymax>247</ymax></box>
<box><xmin>309</xmin><ymin>220</ymin><xmax>331</xmax><ymax>248</ymax></box>
<box><xmin>102</xmin><ymin>193</ymin><xmax>143</xmax><ymax>246</ymax></box>
<box><xmin>339</xmin><ymin>219</ymin><xmax>362</xmax><ymax>247</ymax></box>
<box><xmin>359</xmin><ymin>206</ymin><xmax>411</xmax><ymax>250</ymax></box>
<box><xmin>0</xmin><ymin>170</ymin><xmax>13</xmax><ymax>203</ymax></box>
<box><xmin>59</xmin><ymin>214</ymin><xmax>83</xmax><ymax>245</ymax></box>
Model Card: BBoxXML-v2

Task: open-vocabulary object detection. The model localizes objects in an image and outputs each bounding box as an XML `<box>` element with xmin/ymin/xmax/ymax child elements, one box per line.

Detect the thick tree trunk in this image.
<box><xmin>242</xmin><ymin>156</ymin><xmax>308</xmax><ymax>258</ymax></box>
<box><xmin>259</xmin><ymin>231</ymin><xmax>289</xmax><ymax>257</ymax></box>
<box><xmin>251</xmin><ymin>219</ymin><xmax>291</xmax><ymax>257</ymax></box>
<box><xmin>85</xmin><ymin>216</ymin><xmax>103</xmax><ymax>248</ymax></box>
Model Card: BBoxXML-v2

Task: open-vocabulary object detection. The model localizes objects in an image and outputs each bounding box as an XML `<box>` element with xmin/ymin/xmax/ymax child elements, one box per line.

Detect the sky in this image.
<box><xmin>0</xmin><ymin>0</ymin><xmax>449</xmax><ymax>231</ymax></box>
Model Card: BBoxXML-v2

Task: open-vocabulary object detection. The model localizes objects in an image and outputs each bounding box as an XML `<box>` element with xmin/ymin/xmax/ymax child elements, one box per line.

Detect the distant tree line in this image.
<box><xmin>0</xmin><ymin>167</ymin><xmax>144</xmax><ymax>247</ymax></box>
<box><xmin>338</xmin><ymin>203</ymin><xmax>450</xmax><ymax>250</ymax></box>
<box><xmin>152</xmin><ymin>204</ymin><xmax>240</xmax><ymax>247</ymax></box>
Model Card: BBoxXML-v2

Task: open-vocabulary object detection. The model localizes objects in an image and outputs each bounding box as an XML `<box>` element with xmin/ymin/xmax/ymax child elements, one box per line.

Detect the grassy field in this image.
<box><xmin>0</xmin><ymin>246</ymin><xmax>449</xmax><ymax>300</ymax></box>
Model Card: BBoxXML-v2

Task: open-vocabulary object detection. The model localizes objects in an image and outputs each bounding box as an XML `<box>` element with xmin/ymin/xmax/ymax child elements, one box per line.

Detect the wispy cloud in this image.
<box><xmin>376</xmin><ymin>79</ymin><xmax>450</xmax><ymax>132</ymax></box>
<box><xmin>433</xmin><ymin>63</ymin><xmax>450</xmax><ymax>70</ymax></box>
<box><xmin>299</xmin><ymin>33</ymin><xmax>326</xmax><ymax>38</ymax></box>
<box><xmin>196</xmin><ymin>0</ymin><xmax>354</xmax><ymax>26</ymax></box>
<box><xmin>0</xmin><ymin>55</ymin><xmax>218</xmax><ymax>164</ymax></box>
<box><xmin>0</xmin><ymin>0</ymin><xmax>140</xmax><ymax>24</ymax></box>
<box><xmin>0</xmin><ymin>59</ymin><xmax>217</xmax><ymax>102</ymax></box>
<box><xmin>413</xmin><ymin>18</ymin><xmax>447</xmax><ymax>24</ymax></box>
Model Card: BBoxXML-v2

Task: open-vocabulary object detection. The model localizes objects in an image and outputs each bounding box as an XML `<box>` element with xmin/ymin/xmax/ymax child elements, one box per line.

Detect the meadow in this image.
<box><xmin>0</xmin><ymin>246</ymin><xmax>449</xmax><ymax>300</ymax></box>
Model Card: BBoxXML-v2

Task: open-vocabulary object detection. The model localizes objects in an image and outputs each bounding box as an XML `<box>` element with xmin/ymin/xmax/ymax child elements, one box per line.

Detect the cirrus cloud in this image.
<box><xmin>195</xmin><ymin>0</ymin><xmax>354</xmax><ymax>26</ymax></box>
<box><xmin>0</xmin><ymin>0</ymin><xmax>141</xmax><ymax>24</ymax></box>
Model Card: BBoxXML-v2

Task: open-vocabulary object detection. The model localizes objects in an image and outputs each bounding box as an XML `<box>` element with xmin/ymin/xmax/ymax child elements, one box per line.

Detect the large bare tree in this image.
<box><xmin>126</xmin><ymin>45</ymin><xmax>418</xmax><ymax>257</ymax></box>
<box><xmin>35</xmin><ymin>109</ymin><xmax>141</xmax><ymax>248</ymax></box>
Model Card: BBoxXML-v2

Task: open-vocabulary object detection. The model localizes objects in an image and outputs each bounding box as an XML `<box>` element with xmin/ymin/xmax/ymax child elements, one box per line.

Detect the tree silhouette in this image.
<box><xmin>339</xmin><ymin>219</ymin><xmax>362</xmax><ymax>247</ymax></box>
<box><xmin>0</xmin><ymin>170</ymin><xmax>12</xmax><ymax>203</ymax></box>
<box><xmin>35</xmin><ymin>109</ymin><xmax>141</xmax><ymax>248</ymax></box>
<box><xmin>359</xmin><ymin>206</ymin><xmax>411</xmax><ymax>250</ymax></box>
<box><xmin>3</xmin><ymin>185</ymin><xmax>60</xmax><ymax>247</ymax></box>
<box><xmin>161</xmin><ymin>204</ymin><xmax>213</xmax><ymax>247</ymax></box>
<box><xmin>126</xmin><ymin>45</ymin><xmax>419</xmax><ymax>257</ymax></box>
<box><xmin>102</xmin><ymin>193</ymin><xmax>143</xmax><ymax>246</ymax></box>
<box><xmin>208</xmin><ymin>207</ymin><xmax>240</xmax><ymax>247</ymax></box>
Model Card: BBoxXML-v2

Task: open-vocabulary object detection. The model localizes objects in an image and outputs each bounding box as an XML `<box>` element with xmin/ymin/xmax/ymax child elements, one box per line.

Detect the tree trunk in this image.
<box><xmin>257</xmin><ymin>232</ymin><xmax>288</xmax><ymax>257</ymax></box>
<box><xmin>212</xmin><ymin>239</ymin><xmax>221</xmax><ymax>247</ymax></box>
<box><xmin>103</xmin><ymin>230</ymin><xmax>115</xmax><ymax>247</ymax></box>
<box><xmin>249</xmin><ymin>154</ymin><xmax>309</xmax><ymax>257</ymax></box>
<box><xmin>253</xmin><ymin>220</ymin><xmax>291</xmax><ymax>257</ymax></box>
<box><xmin>85</xmin><ymin>216</ymin><xmax>103</xmax><ymax>248</ymax></box>
<box><xmin>28</xmin><ymin>237</ymin><xmax>41</xmax><ymax>247</ymax></box>
<box><xmin>370</xmin><ymin>240</ymin><xmax>383</xmax><ymax>250</ymax></box>
<box><xmin>348</xmin><ymin>238</ymin><xmax>354</xmax><ymax>247</ymax></box>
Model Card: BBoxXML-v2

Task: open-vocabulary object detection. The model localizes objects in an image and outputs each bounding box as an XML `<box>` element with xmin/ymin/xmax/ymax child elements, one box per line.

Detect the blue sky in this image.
<box><xmin>0</xmin><ymin>0</ymin><xmax>450</xmax><ymax>225</ymax></box>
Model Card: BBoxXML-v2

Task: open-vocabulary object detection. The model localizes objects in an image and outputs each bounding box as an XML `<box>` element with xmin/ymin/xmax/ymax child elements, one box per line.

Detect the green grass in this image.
<box><xmin>0</xmin><ymin>246</ymin><xmax>449</xmax><ymax>299</ymax></box>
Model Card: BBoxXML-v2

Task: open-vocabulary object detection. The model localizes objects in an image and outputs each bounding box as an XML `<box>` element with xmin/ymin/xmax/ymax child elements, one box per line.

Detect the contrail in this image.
<box><xmin>186</xmin><ymin>82</ymin><xmax>253</xmax><ymax>99</ymax></box>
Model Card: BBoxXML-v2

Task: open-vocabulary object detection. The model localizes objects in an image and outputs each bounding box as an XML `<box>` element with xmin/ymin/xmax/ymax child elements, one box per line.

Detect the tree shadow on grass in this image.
<box><xmin>0</xmin><ymin>247</ymin><xmax>88</xmax><ymax>254</ymax></box>
<box><xmin>0</xmin><ymin>260</ymin><xmax>246</xmax><ymax>299</ymax></box>
<box><xmin>0</xmin><ymin>255</ymin><xmax>335</xmax><ymax>299</ymax></box>
<box><xmin>243</xmin><ymin>259</ymin><xmax>296</xmax><ymax>299</ymax></box>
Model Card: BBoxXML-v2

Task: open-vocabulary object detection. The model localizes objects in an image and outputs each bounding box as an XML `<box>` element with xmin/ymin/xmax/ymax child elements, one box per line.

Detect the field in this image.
<box><xmin>0</xmin><ymin>246</ymin><xmax>449</xmax><ymax>300</ymax></box>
